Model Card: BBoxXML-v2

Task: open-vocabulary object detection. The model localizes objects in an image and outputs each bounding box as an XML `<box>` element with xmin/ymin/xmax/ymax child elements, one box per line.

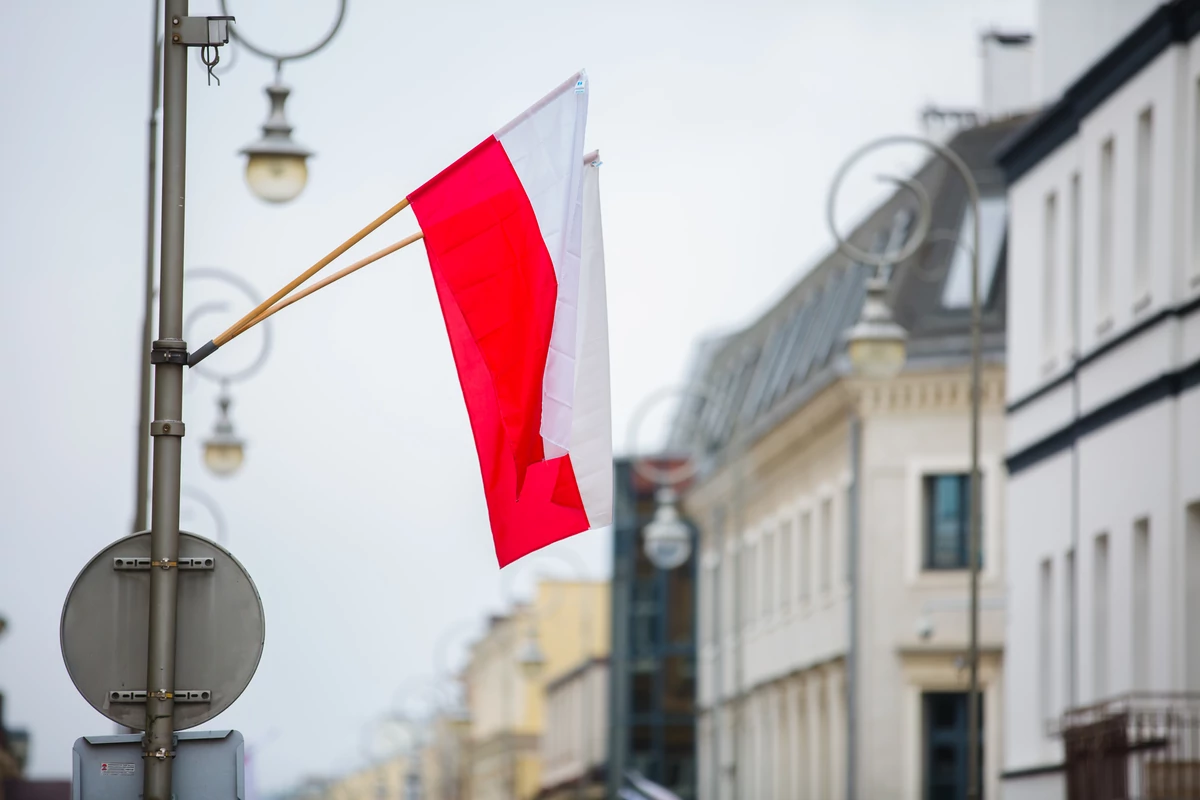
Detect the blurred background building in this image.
<box><xmin>605</xmin><ymin>458</ymin><xmax>698</xmax><ymax>800</ymax></box>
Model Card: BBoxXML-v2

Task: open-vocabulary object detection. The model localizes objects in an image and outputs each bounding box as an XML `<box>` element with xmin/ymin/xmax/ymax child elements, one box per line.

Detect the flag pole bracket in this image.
<box><xmin>150</xmin><ymin>338</ymin><xmax>189</xmax><ymax>366</ymax></box>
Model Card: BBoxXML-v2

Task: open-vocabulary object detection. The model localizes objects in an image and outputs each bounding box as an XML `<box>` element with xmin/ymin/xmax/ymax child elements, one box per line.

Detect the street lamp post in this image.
<box><xmin>139</xmin><ymin>6</ymin><xmax>236</xmax><ymax>800</ymax></box>
<box><xmin>827</xmin><ymin>134</ymin><xmax>983</xmax><ymax>800</ymax></box>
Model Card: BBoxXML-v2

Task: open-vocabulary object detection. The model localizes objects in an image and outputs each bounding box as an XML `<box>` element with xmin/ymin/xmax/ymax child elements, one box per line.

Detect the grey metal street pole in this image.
<box><xmin>827</xmin><ymin>133</ymin><xmax>982</xmax><ymax>800</ymax></box>
<box><xmin>134</xmin><ymin>0</ymin><xmax>162</xmax><ymax>535</ymax></box>
<box><xmin>142</xmin><ymin>3</ymin><xmax>188</xmax><ymax>799</ymax></box>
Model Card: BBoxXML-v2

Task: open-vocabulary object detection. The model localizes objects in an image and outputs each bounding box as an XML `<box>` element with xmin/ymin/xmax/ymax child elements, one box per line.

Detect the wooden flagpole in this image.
<box><xmin>231</xmin><ymin>231</ymin><xmax>425</xmax><ymax>339</ymax></box>
<box><xmin>212</xmin><ymin>197</ymin><xmax>412</xmax><ymax>347</ymax></box>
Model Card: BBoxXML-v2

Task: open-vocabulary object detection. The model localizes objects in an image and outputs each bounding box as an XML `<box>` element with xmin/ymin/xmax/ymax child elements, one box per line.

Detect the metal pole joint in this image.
<box><xmin>149</xmin><ymin>421</ymin><xmax>185</xmax><ymax>437</ymax></box>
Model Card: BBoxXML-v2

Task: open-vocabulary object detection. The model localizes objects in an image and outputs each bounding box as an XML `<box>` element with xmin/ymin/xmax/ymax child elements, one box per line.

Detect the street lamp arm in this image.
<box><xmin>218</xmin><ymin>0</ymin><xmax>347</xmax><ymax>66</ymax></box>
<box><xmin>825</xmin><ymin>133</ymin><xmax>981</xmax><ymax>275</ymax></box>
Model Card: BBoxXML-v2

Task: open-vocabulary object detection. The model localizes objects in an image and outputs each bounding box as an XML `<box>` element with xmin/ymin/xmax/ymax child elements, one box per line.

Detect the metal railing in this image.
<box><xmin>1060</xmin><ymin>693</ymin><xmax>1200</xmax><ymax>800</ymax></box>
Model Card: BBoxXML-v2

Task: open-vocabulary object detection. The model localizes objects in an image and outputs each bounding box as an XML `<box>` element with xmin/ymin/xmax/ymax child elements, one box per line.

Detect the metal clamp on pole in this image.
<box><xmin>173</xmin><ymin>16</ymin><xmax>234</xmax><ymax>47</ymax></box>
<box><xmin>150</xmin><ymin>338</ymin><xmax>189</xmax><ymax>366</ymax></box>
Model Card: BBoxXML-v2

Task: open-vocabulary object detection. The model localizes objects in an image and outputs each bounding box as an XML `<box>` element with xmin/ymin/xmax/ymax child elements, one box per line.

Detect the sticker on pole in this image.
<box><xmin>100</xmin><ymin>762</ymin><xmax>136</xmax><ymax>776</ymax></box>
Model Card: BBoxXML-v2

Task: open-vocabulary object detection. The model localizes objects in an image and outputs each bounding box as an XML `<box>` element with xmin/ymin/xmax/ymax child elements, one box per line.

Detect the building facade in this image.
<box><xmin>997</xmin><ymin>2</ymin><xmax>1200</xmax><ymax>797</ymax></box>
<box><xmin>606</xmin><ymin>458</ymin><xmax>698</xmax><ymax>800</ymax></box>
<box><xmin>463</xmin><ymin>581</ymin><xmax>610</xmax><ymax>800</ymax></box>
<box><xmin>670</xmin><ymin>116</ymin><xmax>1028</xmax><ymax>800</ymax></box>
<box><xmin>537</xmin><ymin>657</ymin><xmax>609</xmax><ymax>800</ymax></box>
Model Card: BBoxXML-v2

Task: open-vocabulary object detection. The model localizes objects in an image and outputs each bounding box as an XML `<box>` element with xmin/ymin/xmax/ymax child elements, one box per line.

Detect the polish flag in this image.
<box><xmin>408</xmin><ymin>72</ymin><xmax>612</xmax><ymax>567</ymax></box>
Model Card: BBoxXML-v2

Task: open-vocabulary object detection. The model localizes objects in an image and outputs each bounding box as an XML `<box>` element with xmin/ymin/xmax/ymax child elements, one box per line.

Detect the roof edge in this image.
<box><xmin>995</xmin><ymin>0</ymin><xmax>1200</xmax><ymax>183</ymax></box>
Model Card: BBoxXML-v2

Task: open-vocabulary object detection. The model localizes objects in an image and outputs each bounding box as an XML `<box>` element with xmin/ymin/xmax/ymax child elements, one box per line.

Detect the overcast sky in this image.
<box><xmin>0</xmin><ymin>0</ymin><xmax>1034</xmax><ymax>793</ymax></box>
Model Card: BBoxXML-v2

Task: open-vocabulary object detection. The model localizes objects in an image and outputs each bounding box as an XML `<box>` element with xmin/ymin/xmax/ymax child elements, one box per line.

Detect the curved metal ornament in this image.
<box><xmin>183</xmin><ymin>267</ymin><xmax>273</xmax><ymax>385</ymax></box>
<box><xmin>218</xmin><ymin>0</ymin><xmax>348</xmax><ymax>65</ymax></box>
<box><xmin>825</xmin><ymin>134</ymin><xmax>973</xmax><ymax>269</ymax></box>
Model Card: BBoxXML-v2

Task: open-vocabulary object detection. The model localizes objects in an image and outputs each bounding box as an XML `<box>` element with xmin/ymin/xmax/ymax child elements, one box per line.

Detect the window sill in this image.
<box><xmin>1096</xmin><ymin>317</ymin><xmax>1114</xmax><ymax>337</ymax></box>
<box><xmin>1191</xmin><ymin>273</ymin><xmax>1200</xmax><ymax>289</ymax></box>
<box><xmin>1132</xmin><ymin>294</ymin><xmax>1151</xmax><ymax>315</ymax></box>
<box><xmin>1040</xmin><ymin>356</ymin><xmax>1057</xmax><ymax>378</ymax></box>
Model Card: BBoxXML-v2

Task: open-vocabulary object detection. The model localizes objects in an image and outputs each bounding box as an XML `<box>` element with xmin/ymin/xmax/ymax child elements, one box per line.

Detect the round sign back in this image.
<box><xmin>60</xmin><ymin>531</ymin><xmax>265</xmax><ymax>731</ymax></box>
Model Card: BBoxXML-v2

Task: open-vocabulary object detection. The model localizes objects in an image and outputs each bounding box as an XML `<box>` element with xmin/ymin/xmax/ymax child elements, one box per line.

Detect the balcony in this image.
<box><xmin>1059</xmin><ymin>693</ymin><xmax>1200</xmax><ymax>800</ymax></box>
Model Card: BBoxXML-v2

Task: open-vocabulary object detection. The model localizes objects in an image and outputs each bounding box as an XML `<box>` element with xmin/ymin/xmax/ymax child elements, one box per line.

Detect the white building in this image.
<box><xmin>538</xmin><ymin>657</ymin><xmax>609</xmax><ymax>800</ymax></box>
<box><xmin>670</xmin><ymin>107</ymin><xmax>1030</xmax><ymax>799</ymax></box>
<box><xmin>997</xmin><ymin>1</ymin><xmax>1200</xmax><ymax>798</ymax></box>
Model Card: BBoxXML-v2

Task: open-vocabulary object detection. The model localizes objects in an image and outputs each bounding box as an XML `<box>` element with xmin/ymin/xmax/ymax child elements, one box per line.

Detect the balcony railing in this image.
<box><xmin>1059</xmin><ymin>693</ymin><xmax>1200</xmax><ymax>800</ymax></box>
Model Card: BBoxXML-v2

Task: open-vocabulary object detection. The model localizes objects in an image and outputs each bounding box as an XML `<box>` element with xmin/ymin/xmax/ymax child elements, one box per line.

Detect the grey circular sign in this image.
<box><xmin>60</xmin><ymin>531</ymin><xmax>265</xmax><ymax>731</ymax></box>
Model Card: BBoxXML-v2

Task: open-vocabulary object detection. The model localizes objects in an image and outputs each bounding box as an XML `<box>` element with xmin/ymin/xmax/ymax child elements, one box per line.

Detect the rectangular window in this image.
<box><xmin>923</xmin><ymin>474</ymin><xmax>973</xmax><ymax>570</ymax></box>
<box><xmin>1099</xmin><ymin>138</ymin><xmax>1115</xmax><ymax>324</ymax></box>
<box><xmin>1039</xmin><ymin>559</ymin><xmax>1055</xmax><ymax>722</ymax></box>
<box><xmin>922</xmin><ymin>692</ymin><xmax>984</xmax><ymax>800</ymax></box>
<box><xmin>1065</xmin><ymin>548</ymin><xmax>1076</xmax><ymax>706</ymax></box>
<box><xmin>819</xmin><ymin>498</ymin><xmax>832</xmax><ymax>593</ymax></box>
<box><xmin>1135</xmin><ymin>108</ymin><xmax>1153</xmax><ymax>301</ymax></box>
<box><xmin>1068</xmin><ymin>173</ymin><xmax>1081</xmax><ymax>357</ymax></box>
<box><xmin>1094</xmin><ymin>532</ymin><xmax>1110</xmax><ymax>698</ymax></box>
<box><xmin>941</xmin><ymin>196</ymin><xmax>1008</xmax><ymax>308</ymax></box>
<box><xmin>845</xmin><ymin>484</ymin><xmax>854</xmax><ymax>586</ymax></box>
<box><xmin>762</xmin><ymin>532</ymin><xmax>775</xmax><ymax>620</ymax></box>
<box><xmin>1188</xmin><ymin>504</ymin><xmax>1200</xmax><ymax>690</ymax></box>
<box><xmin>1193</xmin><ymin>78</ymin><xmax>1200</xmax><ymax>281</ymax></box>
<box><xmin>780</xmin><ymin>520</ymin><xmax>793</xmax><ymax>613</ymax></box>
<box><xmin>1043</xmin><ymin>191</ymin><xmax>1058</xmax><ymax>362</ymax></box>
<box><xmin>799</xmin><ymin>511</ymin><xmax>812</xmax><ymax>604</ymax></box>
<box><xmin>1133</xmin><ymin>518</ymin><xmax>1150</xmax><ymax>688</ymax></box>
<box><xmin>744</xmin><ymin>542</ymin><xmax>757</xmax><ymax>628</ymax></box>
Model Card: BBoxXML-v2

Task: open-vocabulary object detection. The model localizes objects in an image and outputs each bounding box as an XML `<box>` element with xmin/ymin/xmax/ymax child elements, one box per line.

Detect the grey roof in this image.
<box><xmin>668</xmin><ymin>115</ymin><xmax>1032</xmax><ymax>459</ymax></box>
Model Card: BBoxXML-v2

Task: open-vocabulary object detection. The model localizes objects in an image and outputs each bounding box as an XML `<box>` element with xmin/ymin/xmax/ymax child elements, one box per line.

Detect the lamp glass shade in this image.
<box><xmin>847</xmin><ymin>335</ymin><xmax>907</xmax><ymax>379</ymax></box>
<box><xmin>643</xmin><ymin>489</ymin><xmax>692</xmax><ymax>570</ymax></box>
<box><xmin>204</xmin><ymin>439</ymin><xmax>245</xmax><ymax>477</ymax></box>
<box><xmin>245</xmin><ymin>153</ymin><xmax>308</xmax><ymax>204</ymax></box>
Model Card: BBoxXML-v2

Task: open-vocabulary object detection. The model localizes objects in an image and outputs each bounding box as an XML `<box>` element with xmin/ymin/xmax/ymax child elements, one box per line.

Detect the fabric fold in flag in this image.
<box><xmin>408</xmin><ymin>72</ymin><xmax>612</xmax><ymax>567</ymax></box>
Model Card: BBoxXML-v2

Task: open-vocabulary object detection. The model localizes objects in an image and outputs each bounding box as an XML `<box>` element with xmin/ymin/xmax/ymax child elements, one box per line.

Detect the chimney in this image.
<box><xmin>980</xmin><ymin>30</ymin><xmax>1036</xmax><ymax>119</ymax></box>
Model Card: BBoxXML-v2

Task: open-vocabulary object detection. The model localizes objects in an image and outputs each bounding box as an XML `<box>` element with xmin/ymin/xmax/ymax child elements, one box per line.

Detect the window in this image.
<box><xmin>923</xmin><ymin>693</ymin><xmax>984</xmax><ymax>800</ymax></box>
<box><xmin>1042</xmin><ymin>192</ymin><xmax>1058</xmax><ymax>362</ymax></box>
<box><xmin>1099</xmin><ymin>138</ymin><xmax>1115</xmax><ymax>323</ymax></box>
<box><xmin>1188</xmin><ymin>504</ymin><xmax>1200</xmax><ymax>690</ymax></box>
<box><xmin>799</xmin><ymin>511</ymin><xmax>812</xmax><ymax>604</ymax></box>
<box><xmin>1039</xmin><ymin>559</ymin><xmax>1054</xmax><ymax>722</ymax></box>
<box><xmin>780</xmin><ymin>520</ymin><xmax>793</xmax><ymax>613</ymax></box>
<box><xmin>923</xmin><ymin>474</ymin><xmax>975</xmax><ymax>570</ymax></box>
<box><xmin>1065</xmin><ymin>548</ymin><xmax>1076</xmax><ymax>706</ymax></box>
<box><xmin>743</xmin><ymin>542</ymin><xmax>757</xmax><ymax>628</ymax></box>
<box><xmin>819</xmin><ymin>498</ymin><xmax>832</xmax><ymax>593</ymax></box>
<box><xmin>762</xmin><ymin>531</ymin><xmax>775</xmax><ymax>619</ymax></box>
<box><xmin>1068</xmin><ymin>173</ymin><xmax>1081</xmax><ymax>357</ymax></box>
<box><xmin>1094</xmin><ymin>533</ymin><xmax>1110</xmax><ymax>698</ymax></box>
<box><xmin>941</xmin><ymin>196</ymin><xmax>1008</xmax><ymax>308</ymax></box>
<box><xmin>1133</xmin><ymin>518</ymin><xmax>1150</xmax><ymax>687</ymax></box>
<box><xmin>845</xmin><ymin>484</ymin><xmax>854</xmax><ymax>586</ymax></box>
<box><xmin>1193</xmin><ymin>77</ymin><xmax>1200</xmax><ymax>280</ymax></box>
<box><xmin>1135</xmin><ymin>108</ymin><xmax>1153</xmax><ymax>300</ymax></box>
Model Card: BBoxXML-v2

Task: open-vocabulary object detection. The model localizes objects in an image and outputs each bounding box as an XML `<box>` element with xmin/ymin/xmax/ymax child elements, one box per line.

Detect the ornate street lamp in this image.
<box><xmin>218</xmin><ymin>0</ymin><xmax>347</xmax><ymax>204</ymax></box>
<box><xmin>642</xmin><ymin>487</ymin><xmax>692</xmax><ymax>570</ymax></box>
<box><xmin>240</xmin><ymin>78</ymin><xmax>313</xmax><ymax>204</ymax></box>
<box><xmin>828</xmin><ymin>133</ymin><xmax>983</xmax><ymax>800</ymax></box>
<box><xmin>203</xmin><ymin>385</ymin><xmax>245</xmax><ymax>478</ymax></box>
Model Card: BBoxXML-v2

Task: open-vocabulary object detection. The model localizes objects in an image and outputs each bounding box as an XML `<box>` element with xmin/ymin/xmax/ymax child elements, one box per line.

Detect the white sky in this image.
<box><xmin>0</xmin><ymin>0</ymin><xmax>1034</xmax><ymax>793</ymax></box>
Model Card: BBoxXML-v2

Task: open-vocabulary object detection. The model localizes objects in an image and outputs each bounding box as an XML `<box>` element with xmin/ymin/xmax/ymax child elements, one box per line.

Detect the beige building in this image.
<box><xmin>312</xmin><ymin>754</ymin><xmax>418</xmax><ymax>800</ymax></box>
<box><xmin>463</xmin><ymin>581</ymin><xmax>609</xmax><ymax>800</ymax></box>
<box><xmin>672</xmin><ymin>117</ymin><xmax>1024</xmax><ymax>800</ymax></box>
